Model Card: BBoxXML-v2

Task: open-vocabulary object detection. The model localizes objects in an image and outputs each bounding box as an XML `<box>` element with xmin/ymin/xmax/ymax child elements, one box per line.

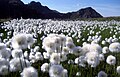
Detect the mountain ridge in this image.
<box><xmin>0</xmin><ymin>0</ymin><xmax>103</xmax><ymax>19</ymax></box>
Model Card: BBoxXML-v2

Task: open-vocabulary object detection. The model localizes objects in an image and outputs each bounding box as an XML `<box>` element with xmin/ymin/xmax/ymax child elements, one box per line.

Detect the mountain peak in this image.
<box><xmin>8</xmin><ymin>0</ymin><xmax>24</xmax><ymax>5</ymax></box>
<box><xmin>29</xmin><ymin>1</ymin><xmax>42</xmax><ymax>6</ymax></box>
<box><xmin>85</xmin><ymin>7</ymin><xmax>93</xmax><ymax>9</ymax></box>
<box><xmin>81</xmin><ymin>7</ymin><xmax>92</xmax><ymax>9</ymax></box>
<box><xmin>78</xmin><ymin>7</ymin><xmax>95</xmax><ymax>12</ymax></box>
<box><xmin>76</xmin><ymin>7</ymin><xmax>103</xmax><ymax>18</ymax></box>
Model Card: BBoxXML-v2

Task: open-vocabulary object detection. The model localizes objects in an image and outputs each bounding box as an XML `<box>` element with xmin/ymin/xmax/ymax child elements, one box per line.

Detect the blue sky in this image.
<box><xmin>21</xmin><ymin>0</ymin><xmax>120</xmax><ymax>17</ymax></box>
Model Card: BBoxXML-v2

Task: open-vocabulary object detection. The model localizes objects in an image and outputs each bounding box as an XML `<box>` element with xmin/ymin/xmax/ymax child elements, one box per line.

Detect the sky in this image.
<box><xmin>21</xmin><ymin>0</ymin><xmax>120</xmax><ymax>17</ymax></box>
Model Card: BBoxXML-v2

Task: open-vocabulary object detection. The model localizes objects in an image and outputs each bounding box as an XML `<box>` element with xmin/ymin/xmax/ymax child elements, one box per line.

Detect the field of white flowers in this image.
<box><xmin>0</xmin><ymin>19</ymin><xmax>120</xmax><ymax>77</ymax></box>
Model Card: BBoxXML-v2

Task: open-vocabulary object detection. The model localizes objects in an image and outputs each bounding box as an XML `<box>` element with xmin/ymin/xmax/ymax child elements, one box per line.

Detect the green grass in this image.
<box><xmin>0</xmin><ymin>18</ymin><xmax>11</xmax><ymax>23</ymax></box>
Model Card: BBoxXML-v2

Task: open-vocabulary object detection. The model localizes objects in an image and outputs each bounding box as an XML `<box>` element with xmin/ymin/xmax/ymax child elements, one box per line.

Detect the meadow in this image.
<box><xmin>0</xmin><ymin>18</ymin><xmax>120</xmax><ymax>77</ymax></box>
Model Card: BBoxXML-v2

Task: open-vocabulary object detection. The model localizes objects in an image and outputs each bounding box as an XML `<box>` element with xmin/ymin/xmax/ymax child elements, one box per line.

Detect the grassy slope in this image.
<box><xmin>0</xmin><ymin>19</ymin><xmax>11</xmax><ymax>23</ymax></box>
<box><xmin>0</xmin><ymin>17</ymin><xmax>120</xmax><ymax>23</ymax></box>
<box><xmin>75</xmin><ymin>17</ymin><xmax>120</xmax><ymax>21</ymax></box>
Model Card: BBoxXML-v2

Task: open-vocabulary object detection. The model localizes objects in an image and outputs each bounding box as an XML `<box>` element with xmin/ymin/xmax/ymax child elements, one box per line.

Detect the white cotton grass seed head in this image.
<box><xmin>0</xmin><ymin>65</ymin><xmax>9</xmax><ymax>75</ymax></box>
<box><xmin>42</xmin><ymin>37</ymin><xmax>55</xmax><ymax>51</ymax></box>
<box><xmin>82</xmin><ymin>42</ymin><xmax>87</xmax><ymax>46</ymax></box>
<box><xmin>61</xmin><ymin>69</ymin><xmax>68</xmax><ymax>77</ymax></box>
<box><xmin>59</xmin><ymin>34</ymin><xmax>66</xmax><ymax>44</ymax></box>
<box><xmin>76</xmin><ymin>72</ymin><xmax>81</xmax><ymax>76</ymax></box>
<box><xmin>90</xmin><ymin>43</ymin><xmax>102</xmax><ymax>53</ymax></box>
<box><xmin>91</xmin><ymin>39</ymin><xmax>99</xmax><ymax>44</ymax></box>
<box><xmin>66</xmin><ymin>37</ymin><xmax>73</xmax><ymax>43</ymax></box>
<box><xmin>11</xmin><ymin>33</ymin><xmax>28</xmax><ymax>49</ymax></box>
<box><xmin>11</xmin><ymin>49</ymin><xmax>23</xmax><ymax>58</ymax></box>
<box><xmin>60</xmin><ymin>54</ymin><xmax>67</xmax><ymax>62</ymax></box>
<box><xmin>10</xmin><ymin>58</ymin><xmax>22</xmax><ymax>72</ymax></box>
<box><xmin>66</xmin><ymin>42</ymin><xmax>75</xmax><ymax>50</ymax></box>
<box><xmin>86</xmin><ymin>51</ymin><xmax>100</xmax><ymax>67</ymax></box>
<box><xmin>3</xmin><ymin>39</ymin><xmax>8</xmax><ymax>43</ymax></box>
<box><xmin>55</xmin><ymin>45</ymin><xmax>61</xmax><ymax>53</ymax></box>
<box><xmin>43</xmin><ymin>52</ymin><xmax>50</xmax><ymax>59</ymax></box>
<box><xmin>34</xmin><ymin>46</ymin><xmax>40</xmax><ymax>52</ymax></box>
<box><xmin>41</xmin><ymin>63</ymin><xmax>49</xmax><ymax>72</ymax></box>
<box><xmin>72</xmin><ymin>46</ymin><xmax>82</xmax><ymax>56</ymax></box>
<box><xmin>0</xmin><ymin>48</ymin><xmax>11</xmax><ymax>59</ymax></box>
<box><xmin>78</xmin><ymin>56</ymin><xmax>86</xmax><ymax>67</ymax></box>
<box><xmin>81</xmin><ymin>43</ymin><xmax>91</xmax><ymax>55</ymax></box>
<box><xmin>35</xmin><ymin>52</ymin><xmax>43</xmax><ymax>61</ymax></box>
<box><xmin>50</xmin><ymin>53</ymin><xmax>60</xmax><ymax>64</ymax></box>
<box><xmin>26</xmin><ymin>34</ymin><xmax>35</xmax><ymax>46</ymax></box>
<box><xmin>106</xmin><ymin>55</ymin><xmax>116</xmax><ymax>65</ymax></box>
<box><xmin>21</xmin><ymin>66</ymin><xmax>38</xmax><ymax>77</ymax></box>
<box><xmin>109</xmin><ymin>42</ymin><xmax>120</xmax><ymax>53</ymax></box>
<box><xmin>117</xmin><ymin>66</ymin><xmax>120</xmax><ymax>74</ymax></box>
<box><xmin>0</xmin><ymin>43</ymin><xmax>6</xmax><ymax>50</ymax></box>
<box><xmin>112</xmin><ymin>38</ymin><xmax>118</xmax><ymax>43</ymax></box>
<box><xmin>75</xmin><ymin>58</ymin><xmax>79</xmax><ymax>64</ymax></box>
<box><xmin>62</xmin><ymin>47</ymin><xmax>69</xmax><ymax>55</ymax></box>
<box><xmin>52</xmin><ymin>36</ymin><xmax>61</xmax><ymax>46</ymax></box>
<box><xmin>97</xmin><ymin>71</ymin><xmax>107</xmax><ymax>77</ymax></box>
<box><xmin>102</xmin><ymin>47</ymin><xmax>109</xmax><ymax>54</ymax></box>
<box><xmin>77</xmin><ymin>39</ymin><xmax>80</xmax><ymax>43</ymax></box>
<box><xmin>24</xmin><ymin>51</ymin><xmax>29</xmax><ymax>59</ymax></box>
<box><xmin>99</xmin><ymin>54</ymin><xmax>105</xmax><ymax>61</ymax></box>
<box><xmin>46</xmin><ymin>48</ymin><xmax>54</xmax><ymax>55</ymax></box>
<box><xmin>5</xmin><ymin>40</ymin><xmax>11</xmax><ymax>47</ymax></box>
<box><xmin>0</xmin><ymin>58</ymin><xmax>9</xmax><ymax>70</ymax></box>
<box><xmin>49</xmin><ymin>65</ymin><xmax>64</xmax><ymax>77</ymax></box>
<box><xmin>44</xmin><ymin>41</ymin><xmax>55</xmax><ymax>53</ymax></box>
<box><xmin>29</xmin><ymin>52</ymin><xmax>35</xmax><ymax>60</ymax></box>
<box><xmin>10</xmin><ymin>58</ymin><xmax>31</xmax><ymax>72</ymax></box>
<box><xmin>68</xmin><ymin>60</ymin><xmax>74</xmax><ymax>64</ymax></box>
<box><xmin>101</xmin><ymin>40</ymin><xmax>106</xmax><ymax>45</ymax></box>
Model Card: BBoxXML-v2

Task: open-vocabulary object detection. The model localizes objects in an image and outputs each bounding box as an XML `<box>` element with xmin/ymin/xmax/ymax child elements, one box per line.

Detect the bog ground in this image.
<box><xmin>0</xmin><ymin>19</ymin><xmax>120</xmax><ymax>77</ymax></box>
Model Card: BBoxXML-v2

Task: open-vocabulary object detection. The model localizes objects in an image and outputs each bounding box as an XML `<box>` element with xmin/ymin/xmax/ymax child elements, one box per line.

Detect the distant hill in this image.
<box><xmin>0</xmin><ymin>0</ymin><xmax>103</xmax><ymax>19</ymax></box>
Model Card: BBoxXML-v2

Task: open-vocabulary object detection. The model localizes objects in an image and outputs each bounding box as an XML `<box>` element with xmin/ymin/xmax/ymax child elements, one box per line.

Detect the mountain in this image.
<box><xmin>0</xmin><ymin>0</ymin><xmax>103</xmax><ymax>19</ymax></box>
<box><xmin>27</xmin><ymin>1</ymin><xmax>62</xmax><ymax>19</ymax></box>
<box><xmin>0</xmin><ymin>0</ymin><xmax>41</xmax><ymax>18</ymax></box>
<box><xmin>68</xmin><ymin>7</ymin><xmax>103</xmax><ymax>19</ymax></box>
